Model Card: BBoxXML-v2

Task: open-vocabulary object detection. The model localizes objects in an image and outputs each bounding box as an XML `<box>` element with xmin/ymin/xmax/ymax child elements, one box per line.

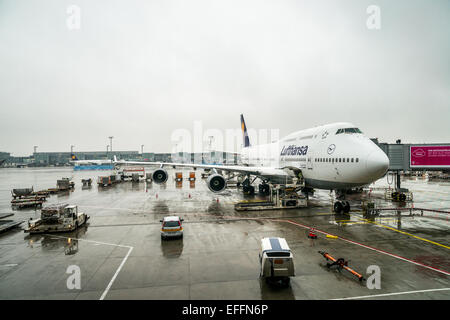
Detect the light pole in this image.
<box><xmin>141</xmin><ymin>144</ymin><xmax>144</xmax><ymax>154</ymax></box>
<box><xmin>33</xmin><ymin>146</ymin><xmax>38</xmax><ymax>154</ymax></box>
<box><xmin>108</xmin><ymin>136</ymin><xmax>113</xmax><ymax>152</ymax></box>
<box><xmin>70</xmin><ymin>145</ymin><xmax>74</xmax><ymax>154</ymax></box>
<box><xmin>108</xmin><ymin>136</ymin><xmax>114</xmax><ymax>160</ymax></box>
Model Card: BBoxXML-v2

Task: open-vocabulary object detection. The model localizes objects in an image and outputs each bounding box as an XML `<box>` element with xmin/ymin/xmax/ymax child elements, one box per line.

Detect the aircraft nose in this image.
<box><xmin>365</xmin><ymin>149</ymin><xmax>389</xmax><ymax>179</ymax></box>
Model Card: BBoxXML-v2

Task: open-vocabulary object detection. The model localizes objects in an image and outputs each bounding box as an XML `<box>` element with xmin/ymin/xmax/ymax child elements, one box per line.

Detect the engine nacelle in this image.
<box><xmin>152</xmin><ymin>169</ymin><xmax>168</xmax><ymax>184</ymax></box>
<box><xmin>206</xmin><ymin>174</ymin><xmax>227</xmax><ymax>193</ymax></box>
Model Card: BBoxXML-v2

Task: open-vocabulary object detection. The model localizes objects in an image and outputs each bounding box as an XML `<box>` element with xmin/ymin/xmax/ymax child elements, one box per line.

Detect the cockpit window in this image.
<box><xmin>336</xmin><ymin>128</ymin><xmax>362</xmax><ymax>134</ymax></box>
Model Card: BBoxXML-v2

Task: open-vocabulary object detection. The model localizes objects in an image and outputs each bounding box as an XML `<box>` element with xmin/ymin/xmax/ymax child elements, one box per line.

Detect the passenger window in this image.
<box><xmin>347</xmin><ymin>158</ymin><xmax>349</xmax><ymax>162</ymax></box>
<box><xmin>351</xmin><ymin>158</ymin><xmax>354</xmax><ymax>162</ymax></box>
<box><xmin>356</xmin><ymin>158</ymin><xmax>359</xmax><ymax>163</ymax></box>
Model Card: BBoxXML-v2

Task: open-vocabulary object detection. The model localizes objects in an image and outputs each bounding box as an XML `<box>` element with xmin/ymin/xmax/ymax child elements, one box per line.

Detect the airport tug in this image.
<box><xmin>25</xmin><ymin>204</ymin><xmax>89</xmax><ymax>234</ymax></box>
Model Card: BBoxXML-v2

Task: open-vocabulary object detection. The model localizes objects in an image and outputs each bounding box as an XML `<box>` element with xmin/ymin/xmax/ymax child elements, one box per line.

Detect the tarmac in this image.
<box><xmin>0</xmin><ymin>167</ymin><xmax>449</xmax><ymax>300</ymax></box>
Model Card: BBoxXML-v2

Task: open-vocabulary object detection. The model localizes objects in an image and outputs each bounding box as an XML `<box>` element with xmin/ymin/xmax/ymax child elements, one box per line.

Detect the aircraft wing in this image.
<box><xmin>114</xmin><ymin>159</ymin><xmax>290</xmax><ymax>180</ymax></box>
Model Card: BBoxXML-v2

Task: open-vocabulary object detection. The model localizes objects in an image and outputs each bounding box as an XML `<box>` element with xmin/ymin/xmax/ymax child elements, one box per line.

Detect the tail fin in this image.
<box><xmin>240</xmin><ymin>114</ymin><xmax>251</xmax><ymax>148</ymax></box>
<box><xmin>70</xmin><ymin>153</ymin><xmax>78</xmax><ymax>161</ymax></box>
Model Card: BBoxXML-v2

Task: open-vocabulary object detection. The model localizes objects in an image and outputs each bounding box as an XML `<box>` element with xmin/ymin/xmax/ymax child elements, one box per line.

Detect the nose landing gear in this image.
<box><xmin>334</xmin><ymin>200</ymin><xmax>350</xmax><ymax>214</ymax></box>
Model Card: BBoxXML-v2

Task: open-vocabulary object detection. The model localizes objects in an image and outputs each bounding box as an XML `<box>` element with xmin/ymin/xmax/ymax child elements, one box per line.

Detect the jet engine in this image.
<box><xmin>206</xmin><ymin>174</ymin><xmax>227</xmax><ymax>193</ymax></box>
<box><xmin>152</xmin><ymin>169</ymin><xmax>168</xmax><ymax>184</ymax></box>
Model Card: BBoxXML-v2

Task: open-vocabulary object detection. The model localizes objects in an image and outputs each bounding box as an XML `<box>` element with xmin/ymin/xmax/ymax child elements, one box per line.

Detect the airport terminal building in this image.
<box><xmin>1</xmin><ymin>150</ymin><xmax>240</xmax><ymax>167</ymax></box>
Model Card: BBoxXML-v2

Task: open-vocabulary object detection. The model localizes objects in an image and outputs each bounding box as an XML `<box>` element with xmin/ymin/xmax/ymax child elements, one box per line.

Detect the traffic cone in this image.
<box><xmin>188</xmin><ymin>193</ymin><xmax>191</xmax><ymax>199</ymax></box>
<box><xmin>156</xmin><ymin>193</ymin><xmax>158</xmax><ymax>199</ymax></box>
<box><xmin>216</xmin><ymin>198</ymin><xmax>219</xmax><ymax>203</ymax></box>
<box><xmin>308</xmin><ymin>227</ymin><xmax>317</xmax><ymax>239</ymax></box>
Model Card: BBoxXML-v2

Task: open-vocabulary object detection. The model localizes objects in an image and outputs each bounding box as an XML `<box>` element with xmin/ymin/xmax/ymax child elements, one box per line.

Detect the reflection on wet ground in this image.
<box><xmin>161</xmin><ymin>238</ymin><xmax>184</xmax><ymax>258</ymax></box>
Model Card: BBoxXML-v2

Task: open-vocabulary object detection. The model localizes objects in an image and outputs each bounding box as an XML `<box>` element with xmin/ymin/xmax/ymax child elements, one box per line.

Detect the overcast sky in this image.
<box><xmin>0</xmin><ymin>0</ymin><xmax>449</xmax><ymax>156</ymax></box>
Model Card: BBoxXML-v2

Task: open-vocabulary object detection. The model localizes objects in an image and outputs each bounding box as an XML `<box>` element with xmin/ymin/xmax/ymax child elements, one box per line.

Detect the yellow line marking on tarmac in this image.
<box><xmin>340</xmin><ymin>222</ymin><xmax>370</xmax><ymax>225</ymax></box>
<box><xmin>358</xmin><ymin>218</ymin><xmax>450</xmax><ymax>250</ymax></box>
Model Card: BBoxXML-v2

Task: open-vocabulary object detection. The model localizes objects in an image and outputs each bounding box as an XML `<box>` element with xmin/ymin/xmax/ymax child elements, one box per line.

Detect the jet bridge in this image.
<box><xmin>375</xmin><ymin>141</ymin><xmax>450</xmax><ymax>172</ymax></box>
<box><xmin>373</xmin><ymin>140</ymin><xmax>450</xmax><ymax>189</ymax></box>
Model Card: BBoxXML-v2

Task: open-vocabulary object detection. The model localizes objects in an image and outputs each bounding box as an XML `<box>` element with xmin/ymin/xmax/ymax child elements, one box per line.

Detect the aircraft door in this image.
<box><xmin>307</xmin><ymin>151</ymin><xmax>313</xmax><ymax>170</ymax></box>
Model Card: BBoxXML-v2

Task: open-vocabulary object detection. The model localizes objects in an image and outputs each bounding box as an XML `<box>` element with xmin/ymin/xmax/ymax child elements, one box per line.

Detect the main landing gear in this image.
<box><xmin>258</xmin><ymin>182</ymin><xmax>270</xmax><ymax>196</ymax></box>
<box><xmin>242</xmin><ymin>177</ymin><xmax>255</xmax><ymax>195</ymax></box>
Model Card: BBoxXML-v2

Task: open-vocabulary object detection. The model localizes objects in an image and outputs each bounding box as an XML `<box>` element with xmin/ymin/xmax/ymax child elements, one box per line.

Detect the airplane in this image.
<box><xmin>69</xmin><ymin>154</ymin><xmax>114</xmax><ymax>165</ymax></box>
<box><xmin>114</xmin><ymin>114</ymin><xmax>389</xmax><ymax>213</ymax></box>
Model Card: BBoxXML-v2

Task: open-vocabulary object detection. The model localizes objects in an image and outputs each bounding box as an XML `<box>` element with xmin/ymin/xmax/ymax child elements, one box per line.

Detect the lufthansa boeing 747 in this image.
<box><xmin>115</xmin><ymin>115</ymin><xmax>389</xmax><ymax>213</ymax></box>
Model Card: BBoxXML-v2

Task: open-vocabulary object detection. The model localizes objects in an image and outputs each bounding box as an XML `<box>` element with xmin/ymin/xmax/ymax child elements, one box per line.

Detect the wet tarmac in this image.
<box><xmin>0</xmin><ymin>168</ymin><xmax>449</xmax><ymax>300</ymax></box>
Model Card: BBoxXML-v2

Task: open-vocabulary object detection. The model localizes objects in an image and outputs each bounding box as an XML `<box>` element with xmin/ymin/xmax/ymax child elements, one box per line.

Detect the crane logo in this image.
<box><xmin>327</xmin><ymin>144</ymin><xmax>336</xmax><ymax>155</ymax></box>
<box><xmin>412</xmin><ymin>149</ymin><xmax>426</xmax><ymax>158</ymax></box>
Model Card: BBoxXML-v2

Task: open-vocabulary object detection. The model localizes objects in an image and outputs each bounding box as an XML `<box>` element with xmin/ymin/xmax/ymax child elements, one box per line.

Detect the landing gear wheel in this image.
<box><xmin>259</xmin><ymin>184</ymin><xmax>270</xmax><ymax>196</ymax></box>
<box><xmin>242</xmin><ymin>178</ymin><xmax>255</xmax><ymax>195</ymax></box>
<box><xmin>243</xmin><ymin>185</ymin><xmax>255</xmax><ymax>195</ymax></box>
<box><xmin>343</xmin><ymin>201</ymin><xmax>350</xmax><ymax>213</ymax></box>
<box><xmin>334</xmin><ymin>201</ymin><xmax>343</xmax><ymax>214</ymax></box>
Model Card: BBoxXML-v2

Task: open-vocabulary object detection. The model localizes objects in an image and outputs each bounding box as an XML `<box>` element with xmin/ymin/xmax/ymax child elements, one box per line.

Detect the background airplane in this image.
<box><xmin>70</xmin><ymin>154</ymin><xmax>114</xmax><ymax>165</ymax></box>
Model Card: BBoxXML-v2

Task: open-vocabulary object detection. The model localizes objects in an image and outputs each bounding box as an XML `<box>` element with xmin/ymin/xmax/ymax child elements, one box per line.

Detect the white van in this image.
<box><xmin>259</xmin><ymin>237</ymin><xmax>295</xmax><ymax>286</ymax></box>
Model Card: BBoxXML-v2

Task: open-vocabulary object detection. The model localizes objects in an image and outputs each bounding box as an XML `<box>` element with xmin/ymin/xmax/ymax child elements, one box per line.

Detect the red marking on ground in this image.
<box><xmin>274</xmin><ymin>219</ymin><xmax>450</xmax><ymax>277</ymax></box>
